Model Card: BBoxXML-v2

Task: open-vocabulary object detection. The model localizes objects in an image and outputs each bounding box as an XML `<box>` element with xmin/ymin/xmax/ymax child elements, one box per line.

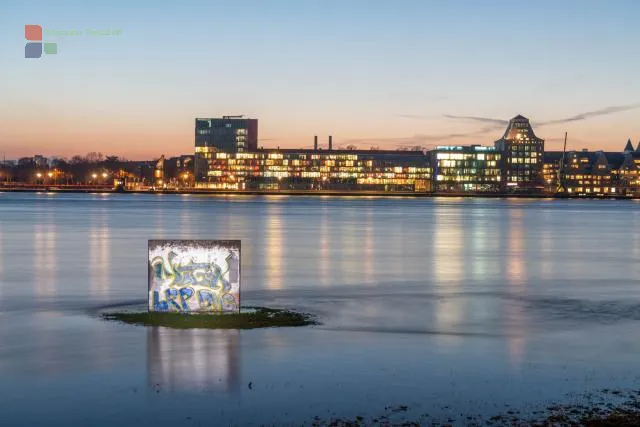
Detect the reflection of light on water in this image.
<box><xmin>363</xmin><ymin>209</ymin><xmax>374</xmax><ymax>284</ymax></box>
<box><xmin>319</xmin><ymin>204</ymin><xmax>330</xmax><ymax>287</ymax></box>
<box><xmin>471</xmin><ymin>213</ymin><xmax>487</xmax><ymax>280</ymax></box>
<box><xmin>265</xmin><ymin>203</ymin><xmax>283</xmax><ymax>290</ymax></box>
<box><xmin>340</xmin><ymin>207</ymin><xmax>360</xmax><ymax>284</ymax></box>
<box><xmin>433</xmin><ymin>206</ymin><xmax>464</xmax><ymax>340</ymax></box>
<box><xmin>539</xmin><ymin>229</ymin><xmax>553</xmax><ymax>280</ymax></box>
<box><xmin>90</xmin><ymin>212</ymin><xmax>110</xmax><ymax>297</ymax></box>
<box><xmin>634</xmin><ymin>215</ymin><xmax>640</xmax><ymax>261</ymax></box>
<box><xmin>154</xmin><ymin>206</ymin><xmax>165</xmax><ymax>239</ymax></box>
<box><xmin>147</xmin><ymin>327</ymin><xmax>240</xmax><ymax>392</ymax></box>
<box><xmin>506</xmin><ymin>208</ymin><xmax>527</xmax><ymax>368</ymax></box>
<box><xmin>507</xmin><ymin>209</ymin><xmax>525</xmax><ymax>287</ymax></box>
<box><xmin>0</xmin><ymin>221</ymin><xmax>3</xmax><ymax>295</ymax></box>
<box><xmin>34</xmin><ymin>223</ymin><xmax>57</xmax><ymax>298</ymax></box>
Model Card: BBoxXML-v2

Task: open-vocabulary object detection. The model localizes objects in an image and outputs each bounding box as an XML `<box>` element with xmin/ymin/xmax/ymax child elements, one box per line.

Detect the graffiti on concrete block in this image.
<box><xmin>148</xmin><ymin>240</ymin><xmax>240</xmax><ymax>313</ymax></box>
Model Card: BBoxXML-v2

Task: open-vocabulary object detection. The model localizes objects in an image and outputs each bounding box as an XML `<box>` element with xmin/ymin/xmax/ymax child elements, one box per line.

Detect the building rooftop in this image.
<box><xmin>256</xmin><ymin>148</ymin><xmax>426</xmax><ymax>156</ymax></box>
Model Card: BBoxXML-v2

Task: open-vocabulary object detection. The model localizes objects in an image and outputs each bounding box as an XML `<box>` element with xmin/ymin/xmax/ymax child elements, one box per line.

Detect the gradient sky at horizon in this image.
<box><xmin>1</xmin><ymin>0</ymin><xmax>639</xmax><ymax>160</ymax></box>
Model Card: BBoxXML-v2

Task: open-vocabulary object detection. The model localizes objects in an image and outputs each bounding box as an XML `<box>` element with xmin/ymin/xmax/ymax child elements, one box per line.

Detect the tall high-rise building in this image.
<box><xmin>494</xmin><ymin>115</ymin><xmax>544</xmax><ymax>191</ymax></box>
<box><xmin>195</xmin><ymin>116</ymin><xmax>258</xmax><ymax>179</ymax></box>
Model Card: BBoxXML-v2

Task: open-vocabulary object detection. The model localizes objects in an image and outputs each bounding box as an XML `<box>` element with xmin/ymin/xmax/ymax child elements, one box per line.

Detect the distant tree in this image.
<box><xmin>345</xmin><ymin>144</ymin><xmax>358</xmax><ymax>151</ymax></box>
<box><xmin>70</xmin><ymin>155</ymin><xmax>86</xmax><ymax>164</ymax></box>
<box><xmin>51</xmin><ymin>157</ymin><xmax>69</xmax><ymax>168</ymax></box>
<box><xmin>18</xmin><ymin>157</ymin><xmax>34</xmax><ymax>166</ymax></box>
<box><xmin>85</xmin><ymin>152</ymin><xmax>104</xmax><ymax>163</ymax></box>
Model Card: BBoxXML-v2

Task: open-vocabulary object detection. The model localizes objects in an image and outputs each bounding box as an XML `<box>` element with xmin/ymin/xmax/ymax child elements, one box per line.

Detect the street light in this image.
<box><xmin>47</xmin><ymin>172</ymin><xmax>53</xmax><ymax>178</ymax></box>
<box><xmin>36</xmin><ymin>173</ymin><xmax>42</xmax><ymax>178</ymax></box>
<box><xmin>92</xmin><ymin>173</ymin><xmax>98</xmax><ymax>179</ymax></box>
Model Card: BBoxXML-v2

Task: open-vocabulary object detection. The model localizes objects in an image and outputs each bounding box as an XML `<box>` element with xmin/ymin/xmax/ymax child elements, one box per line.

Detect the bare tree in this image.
<box><xmin>85</xmin><ymin>152</ymin><xmax>104</xmax><ymax>163</ymax></box>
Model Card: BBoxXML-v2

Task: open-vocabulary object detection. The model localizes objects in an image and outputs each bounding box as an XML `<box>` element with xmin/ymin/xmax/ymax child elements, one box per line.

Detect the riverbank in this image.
<box><xmin>0</xmin><ymin>185</ymin><xmax>636</xmax><ymax>199</ymax></box>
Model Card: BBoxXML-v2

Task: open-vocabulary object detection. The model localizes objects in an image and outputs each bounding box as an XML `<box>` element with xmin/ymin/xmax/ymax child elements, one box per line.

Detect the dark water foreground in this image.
<box><xmin>0</xmin><ymin>193</ymin><xmax>639</xmax><ymax>426</ymax></box>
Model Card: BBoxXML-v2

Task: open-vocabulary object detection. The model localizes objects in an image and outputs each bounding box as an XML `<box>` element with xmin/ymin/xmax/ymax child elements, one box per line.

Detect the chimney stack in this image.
<box><xmin>329</xmin><ymin>135</ymin><xmax>333</xmax><ymax>151</ymax></box>
<box><xmin>314</xmin><ymin>135</ymin><xmax>318</xmax><ymax>151</ymax></box>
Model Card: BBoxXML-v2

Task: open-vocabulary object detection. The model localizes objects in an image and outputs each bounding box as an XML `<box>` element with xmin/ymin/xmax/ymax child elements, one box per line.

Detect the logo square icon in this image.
<box><xmin>25</xmin><ymin>42</ymin><xmax>42</xmax><ymax>58</ymax></box>
<box><xmin>44</xmin><ymin>43</ymin><xmax>57</xmax><ymax>55</ymax></box>
<box><xmin>25</xmin><ymin>24</ymin><xmax>42</xmax><ymax>41</ymax></box>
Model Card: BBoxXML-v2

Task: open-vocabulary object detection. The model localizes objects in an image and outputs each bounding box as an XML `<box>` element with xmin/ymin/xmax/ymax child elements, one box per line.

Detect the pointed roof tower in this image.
<box><xmin>624</xmin><ymin>139</ymin><xmax>634</xmax><ymax>153</ymax></box>
<box><xmin>499</xmin><ymin>115</ymin><xmax>542</xmax><ymax>141</ymax></box>
<box><xmin>636</xmin><ymin>140</ymin><xmax>640</xmax><ymax>152</ymax></box>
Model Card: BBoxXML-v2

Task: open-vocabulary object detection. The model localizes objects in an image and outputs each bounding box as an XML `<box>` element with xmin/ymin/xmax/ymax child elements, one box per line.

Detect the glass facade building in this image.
<box><xmin>195</xmin><ymin>117</ymin><xmax>258</xmax><ymax>180</ymax></box>
<box><xmin>195</xmin><ymin>149</ymin><xmax>432</xmax><ymax>192</ymax></box>
<box><xmin>429</xmin><ymin>145</ymin><xmax>502</xmax><ymax>192</ymax></box>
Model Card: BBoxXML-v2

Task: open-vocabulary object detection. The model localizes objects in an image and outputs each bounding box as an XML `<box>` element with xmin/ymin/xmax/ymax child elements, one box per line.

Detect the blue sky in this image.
<box><xmin>1</xmin><ymin>0</ymin><xmax>639</xmax><ymax>159</ymax></box>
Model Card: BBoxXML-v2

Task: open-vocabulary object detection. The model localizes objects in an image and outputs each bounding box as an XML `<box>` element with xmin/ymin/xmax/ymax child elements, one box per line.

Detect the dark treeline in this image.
<box><xmin>1</xmin><ymin>152</ymin><xmax>194</xmax><ymax>186</ymax></box>
<box><xmin>0</xmin><ymin>152</ymin><xmax>155</xmax><ymax>185</ymax></box>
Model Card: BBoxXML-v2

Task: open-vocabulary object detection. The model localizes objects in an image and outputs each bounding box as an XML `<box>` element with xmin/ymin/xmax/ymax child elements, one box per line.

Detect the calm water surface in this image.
<box><xmin>1</xmin><ymin>193</ymin><xmax>639</xmax><ymax>426</ymax></box>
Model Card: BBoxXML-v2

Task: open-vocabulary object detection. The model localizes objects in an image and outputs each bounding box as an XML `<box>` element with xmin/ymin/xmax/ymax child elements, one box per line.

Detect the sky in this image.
<box><xmin>0</xmin><ymin>0</ymin><xmax>639</xmax><ymax>160</ymax></box>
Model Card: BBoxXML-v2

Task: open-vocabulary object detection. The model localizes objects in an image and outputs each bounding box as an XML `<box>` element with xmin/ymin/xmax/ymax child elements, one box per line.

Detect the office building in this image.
<box><xmin>195</xmin><ymin>116</ymin><xmax>258</xmax><ymax>179</ymax></box>
<box><xmin>494</xmin><ymin>115</ymin><xmax>544</xmax><ymax>191</ymax></box>
<box><xmin>428</xmin><ymin>145</ymin><xmax>502</xmax><ymax>192</ymax></box>
<box><xmin>196</xmin><ymin>148</ymin><xmax>431</xmax><ymax>192</ymax></box>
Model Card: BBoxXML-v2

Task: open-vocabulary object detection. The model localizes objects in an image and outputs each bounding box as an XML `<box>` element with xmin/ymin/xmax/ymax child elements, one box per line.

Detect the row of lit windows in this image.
<box><xmin>210</xmin><ymin>161</ymin><xmax>428</xmax><ymax>173</ymax></box>
<box><xmin>356</xmin><ymin>178</ymin><xmax>420</xmax><ymax>185</ymax></box>
<box><xmin>508</xmin><ymin>158</ymin><xmax>538</xmax><ymax>164</ymax></box>
<box><xmin>215</xmin><ymin>159</ymin><xmax>417</xmax><ymax>169</ymax></box>
<box><xmin>436</xmin><ymin>153</ymin><xmax>500</xmax><ymax>160</ymax></box>
<box><xmin>567</xmin><ymin>187</ymin><xmax>617</xmax><ymax>193</ymax></box>
<box><xmin>508</xmin><ymin>176</ymin><xmax>533</xmax><ymax>182</ymax></box>
<box><xmin>437</xmin><ymin>167</ymin><xmax>500</xmax><ymax>175</ymax></box>
<box><xmin>212</xmin><ymin>164</ymin><xmax>430</xmax><ymax>175</ymax></box>
<box><xmin>438</xmin><ymin>160</ymin><xmax>499</xmax><ymax>168</ymax></box>
<box><xmin>209</xmin><ymin>170</ymin><xmax>430</xmax><ymax>179</ymax></box>
<box><xmin>436</xmin><ymin>175</ymin><xmax>501</xmax><ymax>182</ymax></box>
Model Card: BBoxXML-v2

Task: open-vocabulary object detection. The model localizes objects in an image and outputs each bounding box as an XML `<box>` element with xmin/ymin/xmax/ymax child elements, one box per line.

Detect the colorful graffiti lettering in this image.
<box><xmin>148</xmin><ymin>242</ymin><xmax>240</xmax><ymax>313</ymax></box>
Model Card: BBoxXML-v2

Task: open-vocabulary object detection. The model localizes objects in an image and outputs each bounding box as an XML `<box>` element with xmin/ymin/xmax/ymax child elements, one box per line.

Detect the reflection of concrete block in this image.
<box><xmin>147</xmin><ymin>328</ymin><xmax>240</xmax><ymax>392</ymax></box>
<box><xmin>148</xmin><ymin>240</ymin><xmax>240</xmax><ymax>313</ymax></box>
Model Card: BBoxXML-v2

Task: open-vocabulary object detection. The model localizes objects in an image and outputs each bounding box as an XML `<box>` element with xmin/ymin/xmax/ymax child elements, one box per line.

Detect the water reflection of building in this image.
<box><xmin>319</xmin><ymin>202</ymin><xmax>330</xmax><ymax>287</ymax></box>
<box><xmin>505</xmin><ymin>207</ymin><xmax>527</xmax><ymax>367</ymax></box>
<box><xmin>34</xmin><ymin>222</ymin><xmax>57</xmax><ymax>298</ymax></box>
<box><xmin>432</xmin><ymin>204</ymin><xmax>464</xmax><ymax>339</ymax></box>
<box><xmin>0</xmin><ymin>222</ymin><xmax>3</xmax><ymax>292</ymax></box>
<box><xmin>265</xmin><ymin>201</ymin><xmax>284</xmax><ymax>290</ymax></box>
<box><xmin>90</xmin><ymin>211</ymin><xmax>110</xmax><ymax>297</ymax></box>
<box><xmin>147</xmin><ymin>328</ymin><xmax>240</xmax><ymax>392</ymax></box>
<box><xmin>363</xmin><ymin>208</ymin><xmax>374</xmax><ymax>284</ymax></box>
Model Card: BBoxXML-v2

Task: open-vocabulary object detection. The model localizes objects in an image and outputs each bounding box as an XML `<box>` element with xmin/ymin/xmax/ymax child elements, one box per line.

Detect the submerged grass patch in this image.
<box><xmin>102</xmin><ymin>307</ymin><xmax>317</xmax><ymax>329</ymax></box>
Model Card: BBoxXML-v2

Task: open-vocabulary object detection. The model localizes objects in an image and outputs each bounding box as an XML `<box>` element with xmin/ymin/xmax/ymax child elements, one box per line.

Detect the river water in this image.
<box><xmin>0</xmin><ymin>193</ymin><xmax>639</xmax><ymax>426</ymax></box>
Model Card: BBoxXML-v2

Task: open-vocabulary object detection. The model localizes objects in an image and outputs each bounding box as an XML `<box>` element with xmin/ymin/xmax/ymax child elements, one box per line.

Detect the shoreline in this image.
<box><xmin>0</xmin><ymin>186</ymin><xmax>636</xmax><ymax>199</ymax></box>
